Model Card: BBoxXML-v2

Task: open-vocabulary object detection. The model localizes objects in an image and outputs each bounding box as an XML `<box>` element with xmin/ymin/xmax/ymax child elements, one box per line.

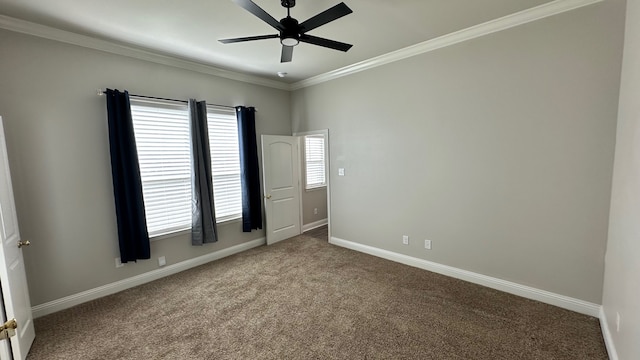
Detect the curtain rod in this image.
<box><xmin>97</xmin><ymin>89</ymin><xmax>251</xmax><ymax>111</ymax></box>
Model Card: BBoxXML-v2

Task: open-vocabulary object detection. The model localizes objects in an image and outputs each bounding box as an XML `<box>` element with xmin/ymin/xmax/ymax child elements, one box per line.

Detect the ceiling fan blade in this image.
<box><xmin>219</xmin><ymin>34</ymin><xmax>279</xmax><ymax>44</ymax></box>
<box><xmin>281</xmin><ymin>45</ymin><xmax>294</xmax><ymax>63</ymax></box>
<box><xmin>300</xmin><ymin>35</ymin><xmax>352</xmax><ymax>52</ymax></box>
<box><xmin>233</xmin><ymin>0</ymin><xmax>284</xmax><ymax>31</ymax></box>
<box><xmin>299</xmin><ymin>2</ymin><xmax>353</xmax><ymax>33</ymax></box>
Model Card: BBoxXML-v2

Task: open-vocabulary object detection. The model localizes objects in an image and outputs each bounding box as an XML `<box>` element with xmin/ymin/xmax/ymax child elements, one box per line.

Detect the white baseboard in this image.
<box><xmin>330</xmin><ymin>237</ymin><xmax>600</xmax><ymax>317</ymax></box>
<box><xmin>31</xmin><ymin>238</ymin><xmax>265</xmax><ymax>318</ymax></box>
<box><xmin>599</xmin><ymin>307</ymin><xmax>619</xmax><ymax>360</ymax></box>
<box><xmin>302</xmin><ymin>218</ymin><xmax>328</xmax><ymax>233</ymax></box>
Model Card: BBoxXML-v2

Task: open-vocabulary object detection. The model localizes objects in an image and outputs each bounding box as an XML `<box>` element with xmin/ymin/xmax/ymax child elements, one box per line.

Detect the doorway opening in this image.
<box><xmin>295</xmin><ymin>129</ymin><xmax>330</xmax><ymax>242</ymax></box>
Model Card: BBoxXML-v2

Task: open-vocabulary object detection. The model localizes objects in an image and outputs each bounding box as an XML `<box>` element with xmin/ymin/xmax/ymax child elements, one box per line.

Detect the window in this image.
<box><xmin>207</xmin><ymin>106</ymin><xmax>242</xmax><ymax>222</ymax></box>
<box><xmin>304</xmin><ymin>135</ymin><xmax>326</xmax><ymax>190</ymax></box>
<box><xmin>131</xmin><ymin>98</ymin><xmax>191</xmax><ymax>237</ymax></box>
<box><xmin>130</xmin><ymin>98</ymin><xmax>243</xmax><ymax>237</ymax></box>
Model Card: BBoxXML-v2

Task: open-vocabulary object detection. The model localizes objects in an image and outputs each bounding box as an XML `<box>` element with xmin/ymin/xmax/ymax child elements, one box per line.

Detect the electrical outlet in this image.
<box><xmin>158</xmin><ymin>256</ymin><xmax>166</xmax><ymax>267</ymax></box>
<box><xmin>402</xmin><ymin>235</ymin><xmax>409</xmax><ymax>245</ymax></box>
<box><xmin>115</xmin><ymin>257</ymin><xmax>124</xmax><ymax>268</ymax></box>
<box><xmin>616</xmin><ymin>312</ymin><xmax>621</xmax><ymax>332</ymax></box>
<box><xmin>424</xmin><ymin>239</ymin><xmax>432</xmax><ymax>250</ymax></box>
<box><xmin>314</xmin><ymin>208</ymin><xmax>318</xmax><ymax>215</ymax></box>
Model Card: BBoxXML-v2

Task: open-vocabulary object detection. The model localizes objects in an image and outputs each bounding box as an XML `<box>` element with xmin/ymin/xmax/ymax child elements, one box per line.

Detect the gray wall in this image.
<box><xmin>301</xmin><ymin>187</ymin><xmax>327</xmax><ymax>226</ymax></box>
<box><xmin>602</xmin><ymin>0</ymin><xmax>640</xmax><ymax>357</ymax></box>
<box><xmin>0</xmin><ymin>30</ymin><xmax>291</xmax><ymax>306</ymax></box>
<box><xmin>291</xmin><ymin>1</ymin><xmax>625</xmax><ymax>304</ymax></box>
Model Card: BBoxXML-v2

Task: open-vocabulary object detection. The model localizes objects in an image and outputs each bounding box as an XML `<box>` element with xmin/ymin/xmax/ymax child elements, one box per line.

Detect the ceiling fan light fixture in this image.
<box><xmin>281</xmin><ymin>37</ymin><xmax>299</xmax><ymax>46</ymax></box>
<box><xmin>220</xmin><ymin>0</ymin><xmax>354</xmax><ymax>63</ymax></box>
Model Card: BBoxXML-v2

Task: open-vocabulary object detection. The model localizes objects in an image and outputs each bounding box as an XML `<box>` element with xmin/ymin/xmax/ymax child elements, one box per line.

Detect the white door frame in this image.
<box><xmin>0</xmin><ymin>290</ymin><xmax>11</xmax><ymax>359</ymax></box>
<box><xmin>293</xmin><ymin>129</ymin><xmax>331</xmax><ymax>241</ymax></box>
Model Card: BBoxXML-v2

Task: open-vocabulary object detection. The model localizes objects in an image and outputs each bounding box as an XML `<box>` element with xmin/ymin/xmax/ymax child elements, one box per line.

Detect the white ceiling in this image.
<box><xmin>0</xmin><ymin>0</ymin><xmax>553</xmax><ymax>83</ymax></box>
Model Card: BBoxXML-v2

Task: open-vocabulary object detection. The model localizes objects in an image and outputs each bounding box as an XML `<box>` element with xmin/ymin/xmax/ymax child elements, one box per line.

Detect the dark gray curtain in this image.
<box><xmin>236</xmin><ymin>106</ymin><xmax>263</xmax><ymax>232</ymax></box>
<box><xmin>105</xmin><ymin>89</ymin><xmax>150</xmax><ymax>262</ymax></box>
<box><xmin>189</xmin><ymin>99</ymin><xmax>218</xmax><ymax>245</ymax></box>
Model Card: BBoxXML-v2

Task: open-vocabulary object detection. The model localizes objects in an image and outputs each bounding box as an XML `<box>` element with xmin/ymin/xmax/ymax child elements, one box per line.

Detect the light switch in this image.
<box><xmin>338</xmin><ymin>168</ymin><xmax>345</xmax><ymax>176</ymax></box>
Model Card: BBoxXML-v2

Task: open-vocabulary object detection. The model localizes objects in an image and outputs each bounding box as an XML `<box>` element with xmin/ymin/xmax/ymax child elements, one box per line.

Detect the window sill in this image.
<box><xmin>305</xmin><ymin>185</ymin><xmax>327</xmax><ymax>192</ymax></box>
<box><xmin>149</xmin><ymin>217</ymin><xmax>243</xmax><ymax>242</ymax></box>
<box><xmin>150</xmin><ymin>228</ymin><xmax>190</xmax><ymax>242</ymax></box>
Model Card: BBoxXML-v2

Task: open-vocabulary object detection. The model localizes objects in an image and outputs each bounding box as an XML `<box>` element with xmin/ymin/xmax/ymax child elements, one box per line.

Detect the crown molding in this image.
<box><xmin>0</xmin><ymin>15</ymin><xmax>291</xmax><ymax>91</ymax></box>
<box><xmin>290</xmin><ymin>0</ymin><xmax>604</xmax><ymax>90</ymax></box>
<box><xmin>0</xmin><ymin>0</ymin><xmax>603</xmax><ymax>92</ymax></box>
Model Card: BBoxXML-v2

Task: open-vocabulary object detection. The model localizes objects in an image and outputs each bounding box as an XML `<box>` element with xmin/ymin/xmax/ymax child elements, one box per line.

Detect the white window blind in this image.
<box><xmin>305</xmin><ymin>135</ymin><xmax>326</xmax><ymax>189</ymax></box>
<box><xmin>130</xmin><ymin>98</ymin><xmax>244</xmax><ymax>237</ymax></box>
<box><xmin>207</xmin><ymin>106</ymin><xmax>243</xmax><ymax>222</ymax></box>
<box><xmin>130</xmin><ymin>98</ymin><xmax>192</xmax><ymax>237</ymax></box>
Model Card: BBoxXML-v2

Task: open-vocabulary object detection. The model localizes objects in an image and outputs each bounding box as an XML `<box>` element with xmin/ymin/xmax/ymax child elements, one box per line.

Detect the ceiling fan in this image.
<box><xmin>219</xmin><ymin>0</ymin><xmax>353</xmax><ymax>63</ymax></box>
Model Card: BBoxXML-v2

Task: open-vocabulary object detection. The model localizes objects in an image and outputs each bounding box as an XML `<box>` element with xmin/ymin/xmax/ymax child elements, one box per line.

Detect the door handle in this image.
<box><xmin>265</xmin><ymin>194</ymin><xmax>272</xmax><ymax>199</ymax></box>
<box><xmin>0</xmin><ymin>318</ymin><xmax>17</xmax><ymax>340</ymax></box>
<box><xmin>17</xmin><ymin>240</ymin><xmax>31</xmax><ymax>248</ymax></box>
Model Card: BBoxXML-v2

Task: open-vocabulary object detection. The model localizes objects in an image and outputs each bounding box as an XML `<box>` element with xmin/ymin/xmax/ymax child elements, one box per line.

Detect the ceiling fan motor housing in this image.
<box><xmin>280</xmin><ymin>16</ymin><xmax>301</xmax><ymax>44</ymax></box>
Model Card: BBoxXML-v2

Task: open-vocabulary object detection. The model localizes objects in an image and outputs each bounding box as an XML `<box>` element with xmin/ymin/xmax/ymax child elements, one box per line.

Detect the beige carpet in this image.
<box><xmin>27</xmin><ymin>227</ymin><xmax>607</xmax><ymax>359</ymax></box>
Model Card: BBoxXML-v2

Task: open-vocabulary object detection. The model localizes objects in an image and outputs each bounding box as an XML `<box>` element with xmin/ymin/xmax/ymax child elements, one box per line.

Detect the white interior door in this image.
<box><xmin>261</xmin><ymin>135</ymin><xmax>301</xmax><ymax>245</ymax></box>
<box><xmin>0</xmin><ymin>116</ymin><xmax>35</xmax><ymax>359</ymax></box>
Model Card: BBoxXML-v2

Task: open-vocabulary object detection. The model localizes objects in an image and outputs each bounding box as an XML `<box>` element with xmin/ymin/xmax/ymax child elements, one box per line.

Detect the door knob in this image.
<box><xmin>265</xmin><ymin>194</ymin><xmax>272</xmax><ymax>199</ymax></box>
<box><xmin>17</xmin><ymin>240</ymin><xmax>31</xmax><ymax>248</ymax></box>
